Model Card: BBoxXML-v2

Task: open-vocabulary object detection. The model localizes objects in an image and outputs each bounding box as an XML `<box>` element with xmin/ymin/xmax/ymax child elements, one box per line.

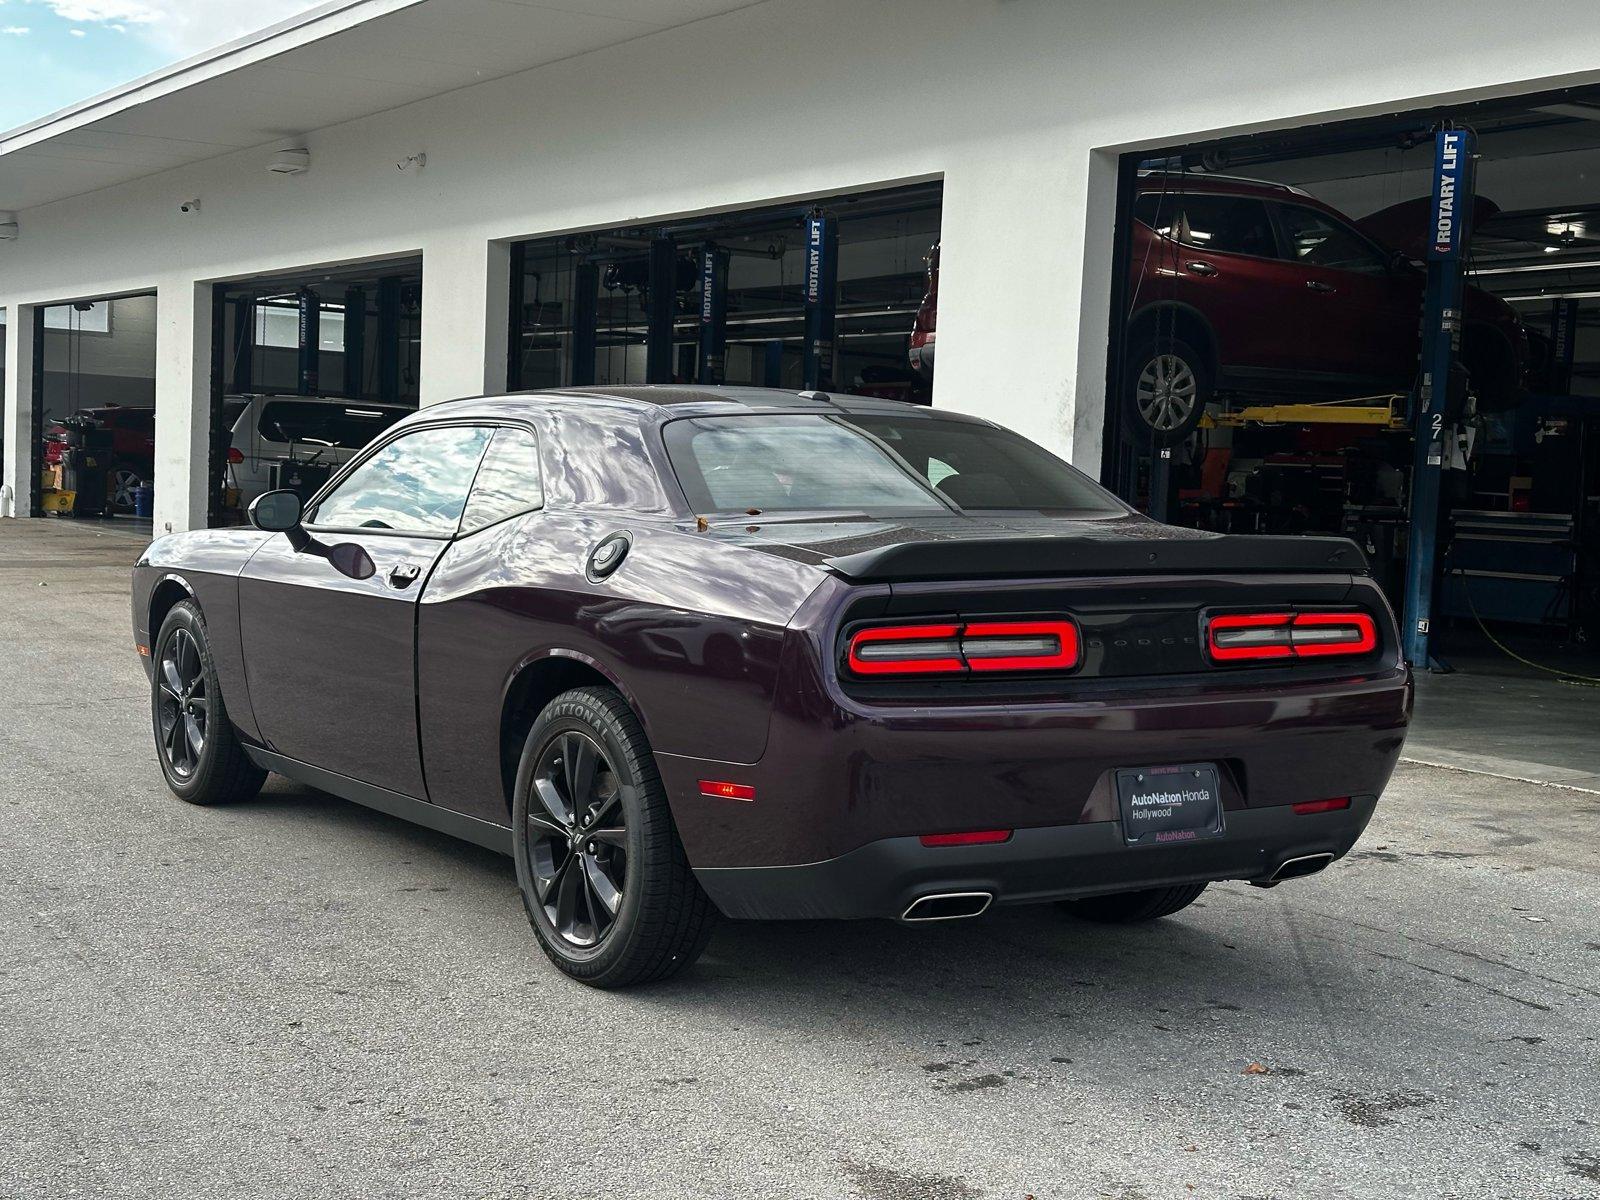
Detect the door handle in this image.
<box><xmin>1184</xmin><ymin>261</ymin><xmax>1217</xmax><ymax>277</ymax></box>
<box><xmin>387</xmin><ymin>562</ymin><xmax>421</xmax><ymax>589</ymax></box>
<box><xmin>1306</xmin><ymin>280</ymin><xmax>1337</xmax><ymax>293</ymax></box>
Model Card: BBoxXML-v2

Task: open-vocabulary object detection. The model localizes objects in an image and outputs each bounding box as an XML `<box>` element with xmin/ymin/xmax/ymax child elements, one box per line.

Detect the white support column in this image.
<box><xmin>418</xmin><ymin>235</ymin><xmax>511</xmax><ymax>407</ymax></box>
<box><xmin>152</xmin><ymin>280</ymin><xmax>212</xmax><ymax>535</ymax></box>
<box><xmin>2</xmin><ymin>302</ymin><xmax>38</xmax><ymax>519</ymax></box>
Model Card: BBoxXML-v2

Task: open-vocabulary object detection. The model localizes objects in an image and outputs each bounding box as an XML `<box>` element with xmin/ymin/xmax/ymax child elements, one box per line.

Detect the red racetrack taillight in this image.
<box><xmin>847</xmin><ymin>623</ymin><xmax>965</xmax><ymax>675</ymax></box>
<box><xmin>962</xmin><ymin>620</ymin><xmax>1080</xmax><ymax>672</ymax></box>
<box><xmin>846</xmin><ymin>618</ymin><xmax>1080</xmax><ymax>677</ymax></box>
<box><xmin>1206</xmin><ymin>612</ymin><xmax>1377</xmax><ymax>664</ymax></box>
<box><xmin>227</xmin><ymin>447</ymin><xmax>245</xmax><ymax>465</ymax></box>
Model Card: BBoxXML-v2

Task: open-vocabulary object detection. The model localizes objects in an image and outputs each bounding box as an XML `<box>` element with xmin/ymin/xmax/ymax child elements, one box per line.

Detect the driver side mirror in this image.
<box><xmin>247</xmin><ymin>489</ymin><xmax>373</xmax><ymax>580</ymax></box>
<box><xmin>248</xmin><ymin>489</ymin><xmax>303</xmax><ymax>533</ymax></box>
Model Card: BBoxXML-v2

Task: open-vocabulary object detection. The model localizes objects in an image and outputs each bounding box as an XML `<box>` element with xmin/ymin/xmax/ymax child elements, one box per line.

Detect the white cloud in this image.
<box><xmin>67</xmin><ymin>23</ymin><xmax>82</xmax><ymax>33</ymax></box>
<box><xmin>1</xmin><ymin>23</ymin><xmax>29</xmax><ymax>33</ymax></box>
<box><xmin>36</xmin><ymin>1</ymin><xmax>325</xmax><ymax>56</ymax></box>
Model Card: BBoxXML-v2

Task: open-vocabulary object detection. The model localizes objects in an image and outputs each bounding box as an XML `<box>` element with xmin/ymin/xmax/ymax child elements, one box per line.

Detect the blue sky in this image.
<box><xmin>0</xmin><ymin>0</ymin><xmax>323</xmax><ymax>131</ymax></box>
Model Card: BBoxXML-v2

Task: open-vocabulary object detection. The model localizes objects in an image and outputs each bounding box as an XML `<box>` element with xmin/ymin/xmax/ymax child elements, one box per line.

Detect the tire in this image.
<box><xmin>512</xmin><ymin>686</ymin><xmax>716</xmax><ymax>988</ymax></box>
<box><xmin>151</xmin><ymin>600</ymin><xmax>267</xmax><ymax>805</ymax></box>
<box><xmin>108</xmin><ymin>461</ymin><xmax>144</xmax><ymax>514</ymax></box>
<box><xmin>1058</xmin><ymin>882</ymin><xmax>1208</xmax><ymax>924</ymax></box>
<box><xmin>1124</xmin><ymin>336</ymin><xmax>1211</xmax><ymax>446</ymax></box>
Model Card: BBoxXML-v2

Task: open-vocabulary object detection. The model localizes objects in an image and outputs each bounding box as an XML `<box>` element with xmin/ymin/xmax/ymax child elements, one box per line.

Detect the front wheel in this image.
<box><xmin>108</xmin><ymin>462</ymin><xmax>144</xmax><ymax>514</ymax></box>
<box><xmin>151</xmin><ymin>600</ymin><xmax>266</xmax><ymax>805</ymax></box>
<box><xmin>1124</xmin><ymin>337</ymin><xmax>1211</xmax><ymax>446</ymax></box>
<box><xmin>512</xmin><ymin>686</ymin><xmax>716</xmax><ymax>988</ymax></box>
<box><xmin>1058</xmin><ymin>882</ymin><xmax>1208</xmax><ymax>923</ymax></box>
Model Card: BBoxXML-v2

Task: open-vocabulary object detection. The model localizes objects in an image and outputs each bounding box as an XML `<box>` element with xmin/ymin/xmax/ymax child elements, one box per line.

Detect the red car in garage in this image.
<box><xmin>911</xmin><ymin>174</ymin><xmax>1532</xmax><ymax>444</ymax></box>
<box><xmin>44</xmin><ymin>404</ymin><xmax>155</xmax><ymax>512</ymax></box>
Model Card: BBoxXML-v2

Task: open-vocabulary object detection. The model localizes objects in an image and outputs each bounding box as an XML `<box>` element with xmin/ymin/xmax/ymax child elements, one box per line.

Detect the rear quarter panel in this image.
<box><xmin>416</xmin><ymin>511</ymin><xmax>828</xmax><ymax>825</ymax></box>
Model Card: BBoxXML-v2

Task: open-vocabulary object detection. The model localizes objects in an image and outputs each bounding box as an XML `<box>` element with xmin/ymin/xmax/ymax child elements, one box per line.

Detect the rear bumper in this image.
<box><xmin>694</xmin><ymin>795</ymin><xmax>1376</xmax><ymax>920</ymax></box>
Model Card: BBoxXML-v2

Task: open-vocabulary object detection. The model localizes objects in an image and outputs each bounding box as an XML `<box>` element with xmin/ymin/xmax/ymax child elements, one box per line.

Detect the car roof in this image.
<box><xmin>423</xmin><ymin>385</ymin><xmax>997</xmax><ymax>427</ymax></box>
<box><xmin>1135</xmin><ymin>170</ymin><xmax>1315</xmax><ymax>203</ymax></box>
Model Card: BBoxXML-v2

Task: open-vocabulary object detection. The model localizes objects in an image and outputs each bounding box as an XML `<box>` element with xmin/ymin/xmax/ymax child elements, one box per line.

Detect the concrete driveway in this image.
<box><xmin>1</xmin><ymin>521</ymin><xmax>1596</xmax><ymax>1200</ymax></box>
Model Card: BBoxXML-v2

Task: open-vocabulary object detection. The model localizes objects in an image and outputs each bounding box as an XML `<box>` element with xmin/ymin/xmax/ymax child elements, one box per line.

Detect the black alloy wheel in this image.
<box><xmin>156</xmin><ymin>627</ymin><xmax>208</xmax><ymax>779</ymax></box>
<box><xmin>149</xmin><ymin>600</ymin><xmax>266</xmax><ymax>806</ymax></box>
<box><xmin>512</xmin><ymin>686</ymin><xmax>716</xmax><ymax>988</ymax></box>
<box><xmin>527</xmin><ymin>730</ymin><xmax>629</xmax><ymax>948</ymax></box>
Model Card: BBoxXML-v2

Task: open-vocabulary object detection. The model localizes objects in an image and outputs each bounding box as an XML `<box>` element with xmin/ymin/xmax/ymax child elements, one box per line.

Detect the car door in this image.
<box><xmin>1270</xmin><ymin>202</ymin><xmax>1419</xmax><ymax>385</ymax></box>
<box><xmin>1133</xmin><ymin>190</ymin><xmax>1310</xmax><ymax>373</ymax></box>
<box><xmin>238</xmin><ymin>422</ymin><xmax>493</xmax><ymax>797</ymax></box>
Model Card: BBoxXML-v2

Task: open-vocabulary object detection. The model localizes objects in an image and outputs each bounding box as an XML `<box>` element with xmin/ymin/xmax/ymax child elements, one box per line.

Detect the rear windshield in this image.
<box><xmin>257</xmin><ymin>400</ymin><xmax>408</xmax><ymax>449</ymax></box>
<box><xmin>663</xmin><ymin>412</ymin><xmax>1125</xmax><ymax>517</ymax></box>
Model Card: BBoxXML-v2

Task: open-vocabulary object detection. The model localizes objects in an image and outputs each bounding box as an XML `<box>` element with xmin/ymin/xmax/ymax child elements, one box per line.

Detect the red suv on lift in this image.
<box><xmin>912</xmin><ymin>174</ymin><xmax>1530</xmax><ymax>444</ymax></box>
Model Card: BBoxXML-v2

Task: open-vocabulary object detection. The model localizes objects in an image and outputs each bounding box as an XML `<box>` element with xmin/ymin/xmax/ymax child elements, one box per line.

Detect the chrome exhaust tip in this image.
<box><xmin>1268</xmin><ymin>852</ymin><xmax>1335</xmax><ymax>883</ymax></box>
<box><xmin>901</xmin><ymin>891</ymin><xmax>994</xmax><ymax>922</ymax></box>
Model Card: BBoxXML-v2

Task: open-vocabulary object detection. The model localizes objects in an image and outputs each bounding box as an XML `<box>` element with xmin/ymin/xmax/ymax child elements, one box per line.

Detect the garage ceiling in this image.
<box><xmin>0</xmin><ymin>0</ymin><xmax>761</xmax><ymax>212</ymax></box>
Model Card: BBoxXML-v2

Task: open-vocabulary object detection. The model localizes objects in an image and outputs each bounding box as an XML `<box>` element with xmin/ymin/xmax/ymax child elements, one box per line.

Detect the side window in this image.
<box><xmin>461</xmin><ymin>427</ymin><xmax>543</xmax><ymax>534</ymax></box>
<box><xmin>1135</xmin><ymin>193</ymin><xmax>1277</xmax><ymax>258</ymax></box>
<box><xmin>311</xmin><ymin>425</ymin><xmax>491</xmax><ymax>535</ymax></box>
<box><xmin>1275</xmin><ymin>205</ymin><xmax>1389</xmax><ymax>274</ymax></box>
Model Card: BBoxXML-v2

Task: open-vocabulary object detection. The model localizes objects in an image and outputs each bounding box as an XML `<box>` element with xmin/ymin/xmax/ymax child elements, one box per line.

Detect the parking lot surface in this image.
<box><xmin>1</xmin><ymin>521</ymin><xmax>1597</xmax><ymax>1200</ymax></box>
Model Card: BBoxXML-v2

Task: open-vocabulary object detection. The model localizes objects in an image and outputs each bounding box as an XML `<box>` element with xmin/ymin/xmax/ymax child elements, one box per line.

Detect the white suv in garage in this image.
<box><xmin>227</xmin><ymin>395</ymin><xmax>412</xmax><ymax>505</ymax></box>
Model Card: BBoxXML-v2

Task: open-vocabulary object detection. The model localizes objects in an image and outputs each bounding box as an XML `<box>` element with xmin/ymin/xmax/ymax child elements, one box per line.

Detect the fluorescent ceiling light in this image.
<box><xmin>1470</xmin><ymin>258</ymin><xmax>1600</xmax><ymax>275</ymax></box>
<box><xmin>1503</xmin><ymin>289</ymin><xmax>1600</xmax><ymax>302</ymax></box>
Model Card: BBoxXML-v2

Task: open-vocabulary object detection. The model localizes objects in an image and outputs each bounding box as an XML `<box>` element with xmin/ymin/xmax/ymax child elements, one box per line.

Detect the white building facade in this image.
<box><xmin>4</xmin><ymin>0</ymin><xmax>1600</xmax><ymax>534</ymax></box>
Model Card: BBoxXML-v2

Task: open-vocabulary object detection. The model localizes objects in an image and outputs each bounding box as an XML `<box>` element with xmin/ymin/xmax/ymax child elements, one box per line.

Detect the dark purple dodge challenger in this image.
<box><xmin>133</xmin><ymin>387</ymin><xmax>1411</xmax><ymax>987</ymax></box>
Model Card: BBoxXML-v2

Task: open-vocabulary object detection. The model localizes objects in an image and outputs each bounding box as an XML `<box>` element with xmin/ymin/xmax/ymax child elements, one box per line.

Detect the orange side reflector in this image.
<box><xmin>699</xmin><ymin>780</ymin><xmax>755</xmax><ymax>802</ymax></box>
<box><xmin>136</xmin><ymin>644</ymin><xmax>150</xmax><ymax>657</ymax></box>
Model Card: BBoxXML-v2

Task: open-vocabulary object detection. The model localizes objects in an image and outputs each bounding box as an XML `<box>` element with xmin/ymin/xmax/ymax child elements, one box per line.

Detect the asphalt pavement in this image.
<box><xmin>1</xmin><ymin>519</ymin><xmax>1597</xmax><ymax>1200</ymax></box>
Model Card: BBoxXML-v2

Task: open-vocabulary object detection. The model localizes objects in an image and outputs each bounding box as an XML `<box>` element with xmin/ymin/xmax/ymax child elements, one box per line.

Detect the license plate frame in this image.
<box><xmin>1115</xmin><ymin>762</ymin><xmax>1226</xmax><ymax>847</ymax></box>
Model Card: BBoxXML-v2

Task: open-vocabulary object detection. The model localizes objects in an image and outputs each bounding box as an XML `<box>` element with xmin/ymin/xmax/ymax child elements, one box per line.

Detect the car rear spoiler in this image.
<box><xmin>823</xmin><ymin>534</ymin><xmax>1368</xmax><ymax>582</ymax></box>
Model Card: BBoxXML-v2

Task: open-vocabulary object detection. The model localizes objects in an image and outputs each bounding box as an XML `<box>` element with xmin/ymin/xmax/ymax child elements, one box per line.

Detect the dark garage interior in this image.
<box><xmin>508</xmin><ymin>181</ymin><xmax>941</xmax><ymax>403</ymax></box>
<box><xmin>1098</xmin><ymin>89</ymin><xmax>1600</xmax><ymax>785</ymax></box>
<box><xmin>211</xmin><ymin>256</ymin><xmax>423</xmax><ymax>525</ymax></box>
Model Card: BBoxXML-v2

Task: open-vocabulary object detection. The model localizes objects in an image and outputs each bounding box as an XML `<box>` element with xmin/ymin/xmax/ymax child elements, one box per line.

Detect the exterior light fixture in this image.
<box><xmin>268</xmin><ymin>143</ymin><xmax>311</xmax><ymax>176</ymax></box>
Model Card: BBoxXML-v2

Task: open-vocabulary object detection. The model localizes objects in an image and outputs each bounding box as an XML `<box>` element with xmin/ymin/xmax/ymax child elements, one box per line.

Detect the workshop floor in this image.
<box><xmin>1409</xmin><ymin>631</ymin><xmax>1600</xmax><ymax>794</ymax></box>
<box><xmin>1</xmin><ymin>517</ymin><xmax>1597</xmax><ymax>1199</ymax></box>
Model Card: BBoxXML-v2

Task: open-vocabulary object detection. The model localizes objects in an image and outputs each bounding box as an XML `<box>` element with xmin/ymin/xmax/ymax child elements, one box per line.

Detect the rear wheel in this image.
<box><xmin>108</xmin><ymin>462</ymin><xmax>143</xmax><ymax>514</ymax></box>
<box><xmin>151</xmin><ymin>600</ymin><xmax>266</xmax><ymax>805</ymax></box>
<box><xmin>1124</xmin><ymin>336</ymin><xmax>1211</xmax><ymax>446</ymax></box>
<box><xmin>1058</xmin><ymin>882</ymin><xmax>1208</xmax><ymax>923</ymax></box>
<box><xmin>512</xmin><ymin>686</ymin><xmax>716</xmax><ymax>988</ymax></box>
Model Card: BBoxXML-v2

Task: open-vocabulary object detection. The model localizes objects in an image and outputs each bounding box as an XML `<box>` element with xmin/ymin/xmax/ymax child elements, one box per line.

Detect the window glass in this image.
<box><xmin>1274</xmin><ymin>205</ymin><xmax>1389</xmax><ymax>273</ymax></box>
<box><xmin>846</xmin><ymin>415</ymin><xmax>1125</xmax><ymax>514</ymax></box>
<box><xmin>664</xmin><ymin>414</ymin><xmax>1124</xmax><ymax>516</ymax></box>
<box><xmin>1134</xmin><ymin>193</ymin><xmax>1277</xmax><ymax>258</ymax></box>
<box><xmin>312</xmin><ymin>425</ymin><xmax>490</xmax><ymax>534</ymax></box>
<box><xmin>259</xmin><ymin>400</ymin><xmax>408</xmax><ymax>449</ymax></box>
<box><xmin>462</xmin><ymin>427</ymin><xmax>543</xmax><ymax>533</ymax></box>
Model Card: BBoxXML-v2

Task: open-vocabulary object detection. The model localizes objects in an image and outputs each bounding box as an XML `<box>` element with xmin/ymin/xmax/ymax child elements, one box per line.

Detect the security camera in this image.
<box><xmin>180</xmin><ymin>198</ymin><xmax>201</xmax><ymax>215</ymax></box>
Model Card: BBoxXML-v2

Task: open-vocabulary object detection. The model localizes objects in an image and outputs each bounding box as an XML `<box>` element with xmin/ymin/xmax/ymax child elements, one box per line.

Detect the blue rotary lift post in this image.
<box><xmin>698</xmin><ymin>243</ymin><xmax>730</xmax><ymax>384</ymax></box>
<box><xmin>297</xmin><ymin>287</ymin><xmax>321</xmax><ymax>396</ymax></box>
<box><xmin>803</xmin><ymin>209</ymin><xmax>838</xmax><ymax>389</ymax></box>
<box><xmin>1402</xmin><ymin>125</ymin><xmax>1477</xmax><ymax>669</ymax></box>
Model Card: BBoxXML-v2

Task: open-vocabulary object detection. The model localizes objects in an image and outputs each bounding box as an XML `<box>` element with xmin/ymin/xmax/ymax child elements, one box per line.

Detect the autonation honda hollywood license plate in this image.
<box><xmin>1115</xmin><ymin>763</ymin><xmax>1225</xmax><ymax>847</ymax></box>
